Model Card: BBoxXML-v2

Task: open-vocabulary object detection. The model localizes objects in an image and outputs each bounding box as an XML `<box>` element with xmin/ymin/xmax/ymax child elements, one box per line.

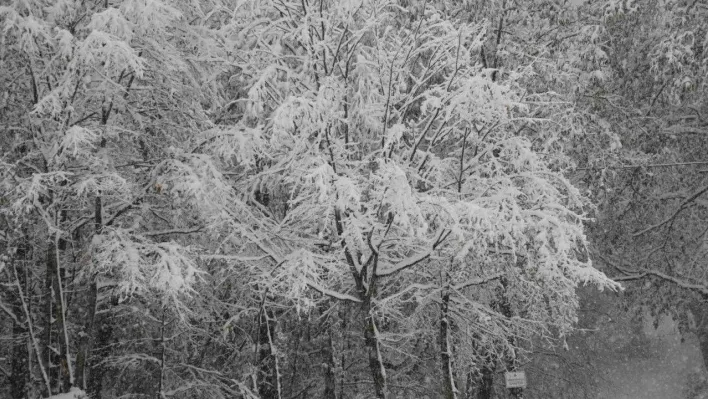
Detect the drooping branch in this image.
<box><xmin>599</xmin><ymin>254</ymin><xmax>708</xmax><ymax>297</ymax></box>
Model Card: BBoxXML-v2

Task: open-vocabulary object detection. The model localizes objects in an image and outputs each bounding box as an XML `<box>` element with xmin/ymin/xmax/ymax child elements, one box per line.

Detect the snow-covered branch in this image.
<box><xmin>632</xmin><ymin>184</ymin><xmax>708</xmax><ymax>237</ymax></box>
<box><xmin>375</xmin><ymin>230</ymin><xmax>451</xmax><ymax>277</ymax></box>
<box><xmin>143</xmin><ymin>226</ymin><xmax>205</xmax><ymax>237</ymax></box>
<box><xmin>453</xmin><ymin>272</ymin><xmax>504</xmax><ymax>291</ymax></box>
<box><xmin>600</xmin><ymin>254</ymin><xmax>708</xmax><ymax>297</ymax></box>
<box><xmin>306</xmin><ymin>281</ymin><xmax>362</xmax><ymax>303</ymax></box>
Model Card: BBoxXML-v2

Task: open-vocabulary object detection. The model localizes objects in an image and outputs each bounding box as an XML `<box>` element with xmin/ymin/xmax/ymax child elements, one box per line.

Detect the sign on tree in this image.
<box><xmin>505</xmin><ymin>371</ymin><xmax>527</xmax><ymax>389</ymax></box>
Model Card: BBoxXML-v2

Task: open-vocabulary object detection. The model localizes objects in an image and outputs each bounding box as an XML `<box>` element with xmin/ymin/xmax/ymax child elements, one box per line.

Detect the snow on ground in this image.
<box><xmin>599</xmin><ymin>314</ymin><xmax>705</xmax><ymax>399</ymax></box>
<box><xmin>48</xmin><ymin>388</ymin><xmax>87</xmax><ymax>399</ymax></box>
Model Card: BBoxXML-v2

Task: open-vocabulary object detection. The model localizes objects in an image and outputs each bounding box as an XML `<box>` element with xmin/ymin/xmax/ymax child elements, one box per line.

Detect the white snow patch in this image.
<box><xmin>48</xmin><ymin>388</ymin><xmax>87</xmax><ymax>399</ymax></box>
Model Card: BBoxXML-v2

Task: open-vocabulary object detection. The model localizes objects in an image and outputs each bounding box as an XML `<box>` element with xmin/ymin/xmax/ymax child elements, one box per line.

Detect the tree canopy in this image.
<box><xmin>5</xmin><ymin>0</ymin><xmax>704</xmax><ymax>398</ymax></box>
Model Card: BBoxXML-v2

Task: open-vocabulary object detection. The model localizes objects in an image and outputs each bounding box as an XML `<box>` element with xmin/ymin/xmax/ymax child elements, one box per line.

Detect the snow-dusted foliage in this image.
<box><xmin>219</xmin><ymin>0</ymin><xmax>618</xmax><ymax>397</ymax></box>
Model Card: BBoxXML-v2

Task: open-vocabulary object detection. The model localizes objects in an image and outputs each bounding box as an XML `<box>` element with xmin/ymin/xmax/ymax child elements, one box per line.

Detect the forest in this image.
<box><xmin>1</xmin><ymin>0</ymin><xmax>708</xmax><ymax>398</ymax></box>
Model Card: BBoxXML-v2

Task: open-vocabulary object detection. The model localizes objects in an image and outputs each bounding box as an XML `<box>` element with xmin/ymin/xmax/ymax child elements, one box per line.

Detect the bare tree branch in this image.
<box><xmin>632</xmin><ymin>184</ymin><xmax>708</xmax><ymax>237</ymax></box>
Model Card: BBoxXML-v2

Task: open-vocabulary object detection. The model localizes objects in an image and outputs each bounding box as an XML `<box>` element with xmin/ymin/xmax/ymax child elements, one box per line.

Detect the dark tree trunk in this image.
<box><xmin>440</xmin><ymin>289</ymin><xmax>457</xmax><ymax>399</ymax></box>
<box><xmin>42</xmin><ymin>241</ymin><xmax>57</xmax><ymax>395</ymax></box>
<box><xmin>87</xmin><ymin>297</ymin><xmax>114</xmax><ymax>399</ymax></box>
<box><xmin>86</xmin><ymin>190</ymin><xmax>116</xmax><ymax>399</ymax></box>
<box><xmin>476</xmin><ymin>366</ymin><xmax>494</xmax><ymax>399</ymax></box>
<box><xmin>363</xmin><ymin>299</ymin><xmax>387</xmax><ymax>399</ymax></box>
<box><xmin>10</xmin><ymin>319</ymin><xmax>29</xmax><ymax>399</ymax></box>
<box><xmin>698</xmin><ymin>328</ymin><xmax>708</xmax><ymax>371</ymax></box>
<box><xmin>51</xmin><ymin>242</ymin><xmax>71</xmax><ymax>393</ymax></box>
<box><xmin>257</xmin><ymin>307</ymin><xmax>281</xmax><ymax>399</ymax></box>
<box><xmin>9</xmin><ymin>256</ymin><xmax>29</xmax><ymax>399</ymax></box>
<box><xmin>323</xmin><ymin>328</ymin><xmax>338</xmax><ymax>399</ymax></box>
<box><xmin>76</xmin><ymin>282</ymin><xmax>96</xmax><ymax>390</ymax></box>
<box><xmin>77</xmin><ymin>195</ymin><xmax>104</xmax><ymax>390</ymax></box>
<box><xmin>689</xmin><ymin>301</ymin><xmax>708</xmax><ymax>369</ymax></box>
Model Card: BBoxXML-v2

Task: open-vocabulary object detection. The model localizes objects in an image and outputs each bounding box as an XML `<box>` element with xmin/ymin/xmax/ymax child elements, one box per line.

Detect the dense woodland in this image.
<box><xmin>1</xmin><ymin>0</ymin><xmax>708</xmax><ymax>398</ymax></box>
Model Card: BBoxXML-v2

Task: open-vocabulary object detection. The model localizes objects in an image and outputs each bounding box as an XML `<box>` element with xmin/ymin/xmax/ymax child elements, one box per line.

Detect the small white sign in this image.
<box><xmin>505</xmin><ymin>371</ymin><xmax>527</xmax><ymax>389</ymax></box>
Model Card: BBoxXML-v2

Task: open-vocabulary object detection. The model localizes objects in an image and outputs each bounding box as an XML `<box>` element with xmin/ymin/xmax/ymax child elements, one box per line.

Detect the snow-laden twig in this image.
<box><xmin>306</xmin><ymin>281</ymin><xmax>362</xmax><ymax>303</ymax></box>
<box><xmin>376</xmin><ymin>229</ymin><xmax>451</xmax><ymax>277</ymax></box>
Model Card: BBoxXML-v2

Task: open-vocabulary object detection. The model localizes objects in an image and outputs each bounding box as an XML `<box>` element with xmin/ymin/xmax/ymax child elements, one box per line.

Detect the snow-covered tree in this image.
<box><xmin>218</xmin><ymin>0</ymin><xmax>618</xmax><ymax>397</ymax></box>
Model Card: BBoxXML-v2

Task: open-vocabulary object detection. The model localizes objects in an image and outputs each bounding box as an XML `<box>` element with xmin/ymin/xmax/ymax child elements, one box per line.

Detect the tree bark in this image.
<box><xmin>43</xmin><ymin>240</ymin><xmax>57</xmax><ymax>394</ymax></box>
<box><xmin>323</xmin><ymin>321</ymin><xmax>338</xmax><ymax>399</ymax></box>
<box><xmin>363</xmin><ymin>300</ymin><xmax>387</xmax><ymax>399</ymax></box>
<box><xmin>689</xmin><ymin>301</ymin><xmax>708</xmax><ymax>369</ymax></box>
<box><xmin>257</xmin><ymin>307</ymin><xmax>282</xmax><ymax>399</ymax></box>
<box><xmin>10</xmin><ymin>316</ymin><xmax>29</xmax><ymax>399</ymax></box>
<box><xmin>52</xmin><ymin>234</ymin><xmax>73</xmax><ymax>392</ymax></box>
<box><xmin>11</xmin><ymin>256</ymin><xmax>52</xmax><ymax>397</ymax></box>
<box><xmin>156</xmin><ymin>306</ymin><xmax>167</xmax><ymax>399</ymax></box>
<box><xmin>9</xmin><ymin>254</ymin><xmax>29</xmax><ymax>399</ymax></box>
<box><xmin>475</xmin><ymin>366</ymin><xmax>494</xmax><ymax>399</ymax></box>
<box><xmin>86</xmin><ymin>191</ymin><xmax>114</xmax><ymax>399</ymax></box>
<box><xmin>75</xmin><ymin>282</ymin><xmax>97</xmax><ymax>390</ymax></box>
<box><xmin>440</xmin><ymin>288</ymin><xmax>457</xmax><ymax>399</ymax></box>
<box><xmin>87</xmin><ymin>298</ymin><xmax>114</xmax><ymax>399</ymax></box>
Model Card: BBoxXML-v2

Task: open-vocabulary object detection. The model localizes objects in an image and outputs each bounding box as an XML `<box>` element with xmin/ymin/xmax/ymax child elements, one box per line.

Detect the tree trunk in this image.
<box><xmin>698</xmin><ymin>327</ymin><xmax>708</xmax><ymax>372</ymax></box>
<box><xmin>76</xmin><ymin>282</ymin><xmax>97</xmax><ymax>390</ymax></box>
<box><xmin>440</xmin><ymin>289</ymin><xmax>457</xmax><ymax>399</ymax></box>
<box><xmin>52</xmin><ymin>234</ymin><xmax>73</xmax><ymax>392</ymax></box>
<box><xmin>75</xmin><ymin>196</ymin><xmax>102</xmax><ymax>389</ymax></box>
<box><xmin>87</xmin><ymin>297</ymin><xmax>114</xmax><ymax>399</ymax></box>
<box><xmin>323</xmin><ymin>328</ymin><xmax>338</xmax><ymax>399</ymax></box>
<box><xmin>475</xmin><ymin>366</ymin><xmax>494</xmax><ymax>399</ymax></box>
<box><xmin>9</xmin><ymin>257</ymin><xmax>29</xmax><ymax>399</ymax></box>
<box><xmin>86</xmin><ymin>192</ymin><xmax>114</xmax><ymax>399</ymax></box>
<box><xmin>11</xmin><ymin>255</ymin><xmax>52</xmax><ymax>397</ymax></box>
<box><xmin>257</xmin><ymin>307</ymin><xmax>282</xmax><ymax>399</ymax></box>
<box><xmin>363</xmin><ymin>302</ymin><xmax>387</xmax><ymax>399</ymax></box>
<box><xmin>156</xmin><ymin>306</ymin><xmax>167</xmax><ymax>399</ymax></box>
<box><xmin>689</xmin><ymin>301</ymin><xmax>708</xmax><ymax>369</ymax></box>
<box><xmin>10</xmin><ymin>316</ymin><xmax>29</xmax><ymax>399</ymax></box>
<box><xmin>43</xmin><ymin>240</ymin><xmax>57</xmax><ymax>395</ymax></box>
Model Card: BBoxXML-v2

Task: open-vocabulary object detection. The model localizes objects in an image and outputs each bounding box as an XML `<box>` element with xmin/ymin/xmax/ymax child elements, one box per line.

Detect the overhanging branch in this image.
<box><xmin>599</xmin><ymin>254</ymin><xmax>708</xmax><ymax>297</ymax></box>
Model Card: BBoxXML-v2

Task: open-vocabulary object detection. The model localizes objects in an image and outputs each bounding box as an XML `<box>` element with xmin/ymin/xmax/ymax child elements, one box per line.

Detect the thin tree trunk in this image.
<box><xmin>9</xmin><ymin>253</ymin><xmax>29</xmax><ymax>399</ymax></box>
<box><xmin>338</xmin><ymin>308</ymin><xmax>348</xmax><ymax>399</ymax></box>
<box><xmin>53</xmin><ymin>233</ymin><xmax>74</xmax><ymax>390</ymax></box>
<box><xmin>156</xmin><ymin>305</ymin><xmax>167</xmax><ymax>399</ymax></box>
<box><xmin>10</xmin><ymin>312</ymin><xmax>29</xmax><ymax>399</ymax></box>
<box><xmin>323</xmin><ymin>328</ymin><xmax>338</xmax><ymax>399</ymax></box>
<box><xmin>76</xmin><ymin>282</ymin><xmax>96</xmax><ymax>390</ymax></box>
<box><xmin>86</xmin><ymin>295</ymin><xmax>113</xmax><ymax>399</ymax></box>
<box><xmin>43</xmin><ymin>239</ymin><xmax>57</xmax><ymax>394</ymax></box>
<box><xmin>86</xmin><ymin>190</ymin><xmax>116</xmax><ymax>399</ymax></box>
<box><xmin>257</xmin><ymin>306</ymin><xmax>282</xmax><ymax>399</ymax></box>
<box><xmin>10</xmin><ymin>259</ymin><xmax>52</xmax><ymax>396</ymax></box>
<box><xmin>464</xmin><ymin>371</ymin><xmax>474</xmax><ymax>399</ymax></box>
<box><xmin>440</xmin><ymin>287</ymin><xmax>457</xmax><ymax>399</ymax></box>
<box><xmin>77</xmin><ymin>194</ymin><xmax>103</xmax><ymax>390</ymax></box>
<box><xmin>363</xmin><ymin>303</ymin><xmax>387</xmax><ymax>399</ymax></box>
